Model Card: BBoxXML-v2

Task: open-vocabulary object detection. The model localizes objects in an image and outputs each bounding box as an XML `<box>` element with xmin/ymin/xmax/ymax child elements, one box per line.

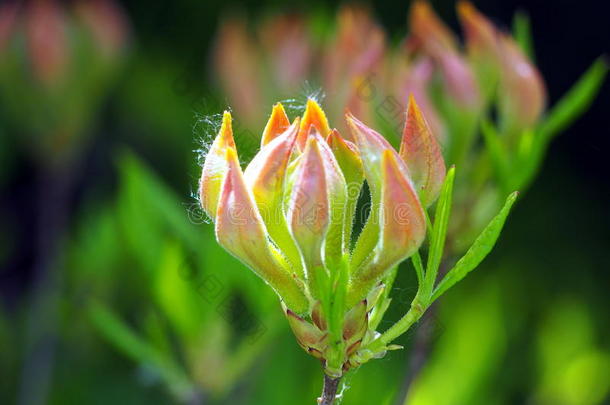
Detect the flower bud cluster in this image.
<box><xmin>199</xmin><ymin>97</ymin><xmax>445</xmax><ymax>375</ymax></box>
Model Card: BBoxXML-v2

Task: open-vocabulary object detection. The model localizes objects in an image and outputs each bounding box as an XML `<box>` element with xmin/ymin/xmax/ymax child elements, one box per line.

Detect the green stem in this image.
<box><xmin>366</xmin><ymin>294</ymin><xmax>427</xmax><ymax>353</ymax></box>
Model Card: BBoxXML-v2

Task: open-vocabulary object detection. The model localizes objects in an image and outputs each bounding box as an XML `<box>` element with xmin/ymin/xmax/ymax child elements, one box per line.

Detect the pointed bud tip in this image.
<box><xmin>262</xmin><ymin>103</ymin><xmax>291</xmax><ymax>145</ymax></box>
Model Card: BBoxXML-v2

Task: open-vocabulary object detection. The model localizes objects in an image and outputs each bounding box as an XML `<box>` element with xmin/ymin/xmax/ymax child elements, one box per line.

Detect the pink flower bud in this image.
<box><xmin>399</xmin><ymin>95</ymin><xmax>446</xmax><ymax>207</ymax></box>
<box><xmin>199</xmin><ymin>111</ymin><xmax>236</xmax><ymax>219</ymax></box>
<box><xmin>498</xmin><ymin>34</ymin><xmax>546</xmax><ymax>132</ymax></box>
<box><xmin>244</xmin><ymin>114</ymin><xmax>304</xmax><ymax>276</ymax></box>
<box><xmin>458</xmin><ymin>1</ymin><xmax>499</xmax><ymax>64</ymax></box>
<box><xmin>0</xmin><ymin>2</ymin><xmax>18</xmax><ymax>53</ymax></box>
<box><xmin>216</xmin><ymin>147</ymin><xmax>308</xmax><ymax>313</ymax></box>
<box><xmin>346</xmin><ymin>113</ymin><xmax>426</xmax><ymax>306</ymax></box>
<box><xmin>287</xmin><ymin>130</ymin><xmax>347</xmax><ymax>295</ymax></box>
<box><xmin>259</xmin><ymin>14</ymin><xmax>312</xmax><ymax>91</ymax></box>
<box><xmin>75</xmin><ymin>0</ymin><xmax>130</xmax><ymax>62</ymax></box>
<box><xmin>297</xmin><ymin>99</ymin><xmax>332</xmax><ymax>150</ymax></box>
<box><xmin>377</xmin><ymin>149</ymin><xmax>426</xmax><ymax>267</ymax></box>
<box><xmin>408</xmin><ymin>0</ymin><xmax>480</xmax><ymax>109</ymax></box>
<box><xmin>25</xmin><ymin>0</ymin><xmax>69</xmax><ymax>86</ymax></box>
<box><xmin>261</xmin><ymin>102</ymin><xmax>291</xmax><ymax>146</ymax></box>
<box><xmin>394</xmin><ymin>57</ymin><xmax>446</xmax><ymax>143</ymax></box>
<box><xmin>213</xmin><ymin>17</ymin><xmax>262</xmax><ymax>126</ymax></box>
<box><xmin>322</xmin><ymin>5</ymin><xmax>386</xmax><ymax>98</ymax></box>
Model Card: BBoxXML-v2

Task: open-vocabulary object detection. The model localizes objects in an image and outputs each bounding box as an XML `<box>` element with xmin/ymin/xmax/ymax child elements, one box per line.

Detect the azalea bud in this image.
<box><xmin>458</xmin><ymin>1</ymin><xmax>498</xmax><ymax>62</ymax></box>
<box><xmin>409</xmin><ymin>0</ymin><xmax>457</xmax><ymax>55</ymax></box>
<box><xmin>25</xmin><ymin>0</ymin><xmax>68</xmax><ymax>86</ymax></box>
<box><xmin>244</xmin><ymin>112</ymin><xmax>304</xmax><ymax>276</ymax></box>
<box><xmin>327</xmin><ymin>129</ymin><xmax>363</xmax><ymax>250</ymax></box>
<box><xmin>0</xmin><ymin>2</ymin><xmax>18</xmax><ymax>53</ymax></box>
<box><xmin>199</xmin><ymin>111</ymin><xmax>236</xmax><ymax>219</ymax></box>
<box><xmin>409</xmin><ymin>0</ymin><xmax>480</xmax><ymax>109</ymax></box>
<box><xmin>261</xmin><ymin>102</ymin><xmax>291</xmax><ymax>146</ymax></box>
<box><xmin>395</xmin><ymin>57</ymin><xmax>446</xmax><ymax>143</ymax></box>
<box><xmin>287</xmin><ymin>131</ymin><xmax>347</xmax><ymax>297</ymax></box>
<box><xmin>213</xmin><ymin>17</ymin><xmax>262</xmax><ymax>126</ymax></box>
<box><xmin>259</xmin><ymin>14</ymin><xmax>312</xmax><ymax>91</ymax></box>
<box><xmin>457</xmin><ymin>1</ymin><xmax>501</xmax><ymax>100</ymax></box>
<box><xmin>75</xmin><ymin>0</ymin><xmax>129</xmax><ymax>62</ymax></box>
<box><xmin>200</xmin><ymin>99</ymin><xmax>432</xmax><ymax>374</ymax></box>
<box><xmin>285</xmin><ymin>308</ymin><xmax>326</xmax><ymax>357</ymax></box>
<box><xmin>498</xmin><ymin>34</ymin><xmax>546</xmax><ymax>133</ymax></box>
<box><xmin>297</xmin><ymin>98</ymin><xmax>332</xmax><ymax>150</ymax></box>
<box><xmin>400</xmin><ymin>95</ymin><xmax>446</xmax><ymax>207</ymax></box>
<box><xmin>216</xmin><ymin>147</ymin><xmax>309</xmax><ymax>313</ymax></box>
<box><xmin>322</xmin><ymin>5</ymin><xmax>386</xmax><ymax>99</ymax></box>
<box><xmin>346</xmin><ymin>114</ymin><xmax>426</xmax><ymax>306</ymax></box>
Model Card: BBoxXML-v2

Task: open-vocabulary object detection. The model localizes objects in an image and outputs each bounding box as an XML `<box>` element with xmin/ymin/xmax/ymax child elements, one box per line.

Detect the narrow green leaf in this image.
<box><xmin>89</xmin><ymin>303</ymin><xmax>195</xmax><ymax>399</ymax></box>
<box><xmin>432</xmin><ymin>191</ymin><xmax>519</xmax><ymax>302</ymax></box>
<box><xmin>513</xmin><ymin>11</ymin><xmax>535</xmax><ymax>62</ymax></box>
<box><xmin>538</xmin><ymin>57</ymin><xmax>608</xmax><ymax>144</ymax></box>
<box><xmin>424</xmin><ymin>167</ymin><xmax>455</xmax><ymax>299</ymax></box>
<box><xmin>412</xmin><ymin>251</ymin><xmax>425</xmax><ymax>287</ymax></box>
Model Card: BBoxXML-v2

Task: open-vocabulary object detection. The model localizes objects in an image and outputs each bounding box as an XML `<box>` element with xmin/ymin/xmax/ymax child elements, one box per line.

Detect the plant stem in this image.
<box><xmin>319</xmin><ymin>374</ymin><xmax>341</xmax><ymax>405</ymax></box>
<box><xmin>394</xmin><ymin>257</ymin><xmax>453</xmax><ymax>405</ymax></box>
<box><xmin>368</xmin><ymin>297</ymin><xmax>426</xmax><ymax>353</ymax></box>
<box><xmin>18</xmin><ymin>162</ymin><xmax>77</xmax><ymax>405</ymax></box>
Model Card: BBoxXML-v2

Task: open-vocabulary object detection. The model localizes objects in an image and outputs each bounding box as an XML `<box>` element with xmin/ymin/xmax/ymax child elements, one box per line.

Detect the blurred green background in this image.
<box><xmin>1</xmin><ymin>0</ymin><xmax>609</xmax><ymax>404</ymax></box>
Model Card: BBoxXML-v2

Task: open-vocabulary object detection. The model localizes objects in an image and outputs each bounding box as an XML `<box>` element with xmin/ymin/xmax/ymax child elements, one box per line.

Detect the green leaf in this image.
<box><xmin>89</xmin><ymin>302</ymin><xmax>195</xmax><ymax>400</ymax></box>
<box><xmin>538</xmin><ymin>57</ymin><xmax>608</xmax><ymax>144</ymax></box>
<box><xmin>513</xmin><ymin>11</ymin><xmax>535</xmax><ymax>62</ymax></box>
<box><xmin>412</xmin><ymin>251</ymin><xmax>425</xmax><ymax>287</ymax></box>
<box><xmin>424</xmin><ymin>167</ymin><xmax>455</xmax><ymax>299</ymax></box>
<box><xmin>431</xmin><ymin>191</ymin><xmax>519</xmax><ymax>302</ymax></box>
<box><xmin>480</xmin><ymin>119</ymin><xmax>510</xmax><ymax>189</ymax></box>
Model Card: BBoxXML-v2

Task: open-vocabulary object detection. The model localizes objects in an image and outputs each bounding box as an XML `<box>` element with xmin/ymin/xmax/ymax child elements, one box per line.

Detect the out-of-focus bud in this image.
<box><xmin>498</xmin><ymin>34</ymin><xmax>546</xmax><ymax>133</ymax></box>
<box><xmin>213</xmin><ymin>17</ymin><xmax>262</xmax><ymax>125</ymax></box>
<box><xmin>457</xmin><ymin>1</ymin><xmax>498</xmax><ymax>62</ymax></box>
<box><xmin>25</xmin><ymin>0</ymin><xmax>68</xmax><ymax>86</ymax></box>
<box><xmin>394</xmin><ymin>57</ymin><xmax>446</xmax><ymax>142</ymax></box>
<box><xmin>199</xmin><ymin>111</ymin><xmax>236</xmax><ymax>218</ymax></box>
<box><xmin>400</xmin><ymin>95</ymin><xmax>446</xmax><ymax>207</ymax></box>
<box><xmin>75</xmin><ymin>0</ymin><xmax>130</xmax><ymax>62</ymax></box>
<box><xmin>216</xmin><ymin>147</ymin><xmax>309</xmax><ymax>313</ymax></box>
<box><xmin>457</xmin><ymin>1</ymin><xmax>500</xmax><ymax>99</ymax></box>
<box><xmin>0</xmin><ymin>2</ymin><xmax>18</xmax><ymax>53</ymax></box>
<box><xmin>409</xmin><ymin>0</ymin><xmax>457</xmax><ymax>55</ymax></box>
<box><xmin>345</xmin><ymin>75</ymin><xmax>375</xmax><ymax>134</ymax></box>
<box><xmin>323</xmin><ymin>5</ymin><xmax>386</xmax><ymax>96</ymax></box>
<box><xmin>259</xmin><ymin>14</ymin><xmax>312</xmax><ymax>91</ymax></box>
<box><xmin>346</xmin><ymin>114</ymin><xmax>426</xmax><ymax>306</ymax></box>
<box><xmin>297</xmin><ymin>98</ymin><xmax>332</xmax><ymax>150</ymax></box>
<box><xmin>409</xmin><ymin>0</ymin><xmax>480</xmax><ymax>110</ymax></box>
